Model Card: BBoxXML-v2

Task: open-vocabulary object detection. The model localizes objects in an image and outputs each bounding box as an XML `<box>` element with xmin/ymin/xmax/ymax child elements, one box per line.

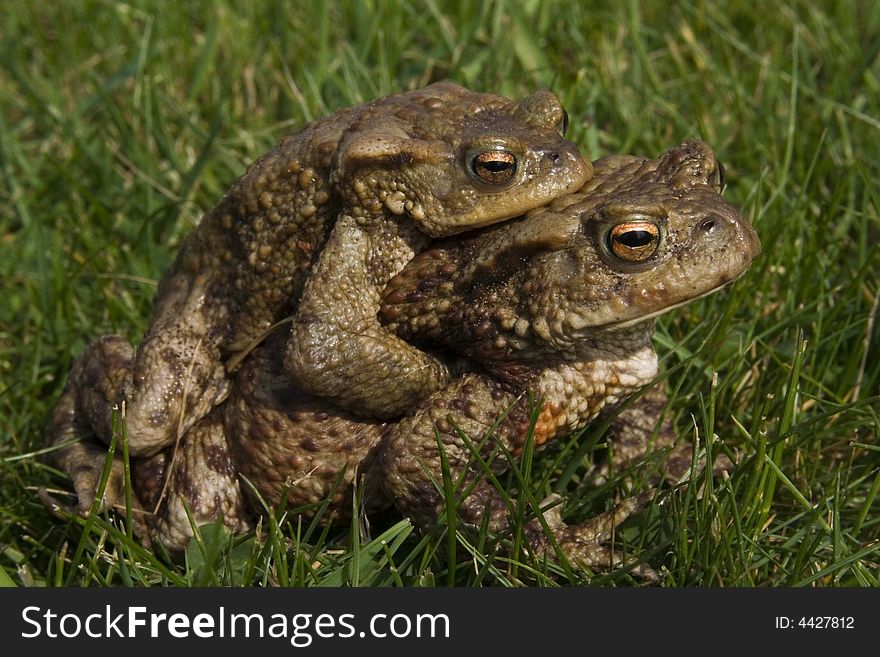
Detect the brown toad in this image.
<box><xmin>47</xmin><ymin>82</ymin><xmax>590</xmax><ymax>515</ymax></box>
<box><xmin>118</xmin><ymin>141</ymin><xmax>759</xmax><ymax>576</ymax></box>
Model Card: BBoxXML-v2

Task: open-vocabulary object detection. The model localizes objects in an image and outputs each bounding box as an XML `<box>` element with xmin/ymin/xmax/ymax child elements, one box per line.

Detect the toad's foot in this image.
<box><xmin>45</xmin><ymin>350</ymin><xmax>138</xmax><ymax>516</ymax></box>
<box><xmin>537</xmin><ymin>492</ymin><xmax>658</xmax><ymax>582</ymax></box>
<box><xmin>46</xmin><ymin>331</ymin><xmax>229</xmax><ymax>514</ymax></box>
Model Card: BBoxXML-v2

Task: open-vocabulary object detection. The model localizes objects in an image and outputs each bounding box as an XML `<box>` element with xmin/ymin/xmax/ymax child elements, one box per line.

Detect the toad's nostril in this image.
<box><xmin>547</xmin><ymin>151</ymin><xmax>560</xmax><ymax>163</ymax></box>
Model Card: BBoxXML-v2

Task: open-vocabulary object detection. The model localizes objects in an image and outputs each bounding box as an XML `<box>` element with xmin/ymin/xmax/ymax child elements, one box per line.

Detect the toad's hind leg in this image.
<box><xmin>45</xmin><ymin>336</ymin><xmax>246</xmax><ymax>550</ymax></box>
<box><xmin>45</xmin><ymin>335</ymin><xmax>143</xmax><ymax>515</ymax></box>
<box><xmin>83</xmin><ymin>318</ymin><xmax>227</xmax><ymax>452</ymax></box>
<box><xmin>133</xmin><ymin>408</ymin><xmax>252</xmax><ymax>553</ymax></box>
<box><xmin>114</xmin><ymin>309</ymin><xmax>230</xmax><ymax>456</ymax></box>
<box><xmin>45</xmin><ymin>328</ymin><xmax>227</xmax><ymax>517</ymax></box>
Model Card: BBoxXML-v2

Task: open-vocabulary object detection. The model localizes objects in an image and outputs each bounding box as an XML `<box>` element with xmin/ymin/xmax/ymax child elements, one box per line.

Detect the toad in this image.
<box><xmin>47</xmin><ymin>82</ymin><xmax>591</xmax><ymax>514</ymax></box>
<box><xmin>117</xmin><ymin>141</ymin><xmax>759</xmax><ymax>577</ymax></box>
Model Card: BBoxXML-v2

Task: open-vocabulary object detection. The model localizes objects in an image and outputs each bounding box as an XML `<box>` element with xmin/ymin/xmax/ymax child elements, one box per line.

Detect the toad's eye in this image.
<box><xmin>470</xmin><ymin>150</ymin><xmax>518</xmax><ymax>185</ymax></box>
<box><xmin>607</xmin><ymin>221</ymin><xmax>661</xmax><ymax>262</ymax></box>
<box><xmin>560</xmin><ymin>109</ymin><xmax>570</xmax><ymax>136</ymax></box>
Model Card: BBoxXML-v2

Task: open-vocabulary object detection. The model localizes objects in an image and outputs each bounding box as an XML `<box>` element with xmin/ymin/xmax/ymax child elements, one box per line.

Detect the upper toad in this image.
<box><xmin>47</xmin><ymin>82</ymin><xmax>591</xmax><ymax>515</ymax></box>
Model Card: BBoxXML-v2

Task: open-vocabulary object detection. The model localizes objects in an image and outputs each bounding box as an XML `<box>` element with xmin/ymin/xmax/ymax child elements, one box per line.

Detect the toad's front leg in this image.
<box><xmin>595</xmin><ymin>380</ymin><xmax>732</xmax><ymax>486</ymax></box>
<box><xmin>286</xmin><ymin>215</ymin><xmax>451</xmax><ymax>418</ymax></box>
<box><xmin>378</xmin><ymin>373</ymin><xmax>657</xmax><ymax>580</ymax></box>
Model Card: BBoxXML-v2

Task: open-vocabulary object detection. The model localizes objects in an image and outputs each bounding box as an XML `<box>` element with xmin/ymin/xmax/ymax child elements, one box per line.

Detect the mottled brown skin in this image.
<box><xmin>227</xmin><ymin>332</ymin><xmax>390</xmax><ymax>518</ymax></box>
<box><xmin>122</xmin><ymin>141</ymin><xmax>759</xmax><ymax>580</ymax></box>
<box><xmin>375</xmin><ymin>141</ymin><xmax>758</xmax><ymax>572</ymax></box>
<box><xmin>285</xmin><ymin>86</ymin><xmax>589</xmax><ymax>418</ymax></box>
<box><xmin>47</xmin><ymin>82</ymin><xmax>590</xmax><ymax>515</ymax></box>
<box><xmin>375</xmin><ymin>140</ymin><xmax>759</xmax><ymax>576</ymax></box>
<box><xmin>132</xmin><ymin>408</ymin><xmax>252</xmax><ymax>551</ymax></box>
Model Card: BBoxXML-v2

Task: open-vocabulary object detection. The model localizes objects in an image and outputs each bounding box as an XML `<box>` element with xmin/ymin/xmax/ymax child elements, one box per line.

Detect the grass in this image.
<box><xmin>1</xmin><ymin>0</ymin><xmax>878</xmax><ymax>586</ymax></box>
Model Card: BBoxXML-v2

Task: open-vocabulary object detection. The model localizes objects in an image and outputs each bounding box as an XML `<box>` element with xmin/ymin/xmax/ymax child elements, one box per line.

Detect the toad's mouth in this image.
<box><xmin>597</xmin><ymin>269</ymin><xmax>752</xmax><ymax>333</ymax></box>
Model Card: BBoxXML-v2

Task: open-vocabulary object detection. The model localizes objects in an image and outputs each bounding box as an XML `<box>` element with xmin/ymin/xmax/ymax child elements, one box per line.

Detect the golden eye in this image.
<box><xmin>470</xmin><ymin>150</ymin><xmax>518</xmax><ymax>185</ymax></box>
<box><xmin>607</xmin><ymin>221</ymin><xmax>661</xmax><ymax>262</ymax></box>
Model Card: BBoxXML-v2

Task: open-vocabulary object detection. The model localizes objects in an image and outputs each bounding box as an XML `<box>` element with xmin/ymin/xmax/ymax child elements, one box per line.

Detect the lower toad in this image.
<box><xmin>49</xmin><ymin>141</ymin><xmax>760</xmax><ymax>579</ymax></box>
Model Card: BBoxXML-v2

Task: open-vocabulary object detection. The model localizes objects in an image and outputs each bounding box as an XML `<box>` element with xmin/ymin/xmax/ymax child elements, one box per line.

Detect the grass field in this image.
<box><xmin>1</xmin><ymin>0</ymin><xmax>878</xmax><ymax>586</ymax></box>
